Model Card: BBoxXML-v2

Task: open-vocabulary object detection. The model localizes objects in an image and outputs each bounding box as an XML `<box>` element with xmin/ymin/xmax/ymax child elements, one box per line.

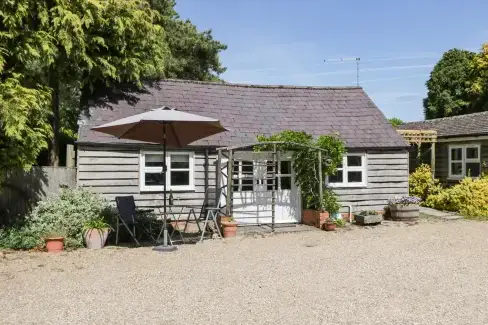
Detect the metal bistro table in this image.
<box><xmin>155</xmin><ymin>196</ymin><xmax>202</xmax><ymax>245</ymax></box>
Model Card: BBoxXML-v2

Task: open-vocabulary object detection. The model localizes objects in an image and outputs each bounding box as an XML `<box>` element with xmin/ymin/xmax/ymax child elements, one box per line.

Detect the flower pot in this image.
<box><xmin>323</xmin><ymin>221</ymin><xmax>336</xmax><ymax>231</ymax></box>
<box><xmin>84</xmin><ymin>228</ymin><xmax>110</xmax><ymax>249</ymax></box>
<box><xmin>389</xmin><ymin>204</ymin><xmax>419</xmax><ymax>221</ymax></box>
<box><xmin>45</xmin><ymin>237</ymin><xmax>64</xmax><ymax>253</ymax></box>
<box><xmin>221</xmin><ymin>221</ymin><xmax>238</xmax><ymax>238</ymax></box>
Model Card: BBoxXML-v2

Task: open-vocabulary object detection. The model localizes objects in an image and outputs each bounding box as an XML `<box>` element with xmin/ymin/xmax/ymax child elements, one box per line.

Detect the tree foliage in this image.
<box><xmin>423</xmin><ymin>49</ymin><xmax>476</xmax><ymax>119</ymax></box>
<box><xmin>149</xmin><ymin>0</ymin><xmax>227</xmax><ymax>81</ymax></box>
<box><xmin>423</xmin><ymin>44</ymin><xmax>488</xmax><ymax>119</ymax></box>
<box><xmin>0</xmin><ymin>0</ymin><xmax>226</xmax><ymax>175</ymax></box>
<box><xmin>388</xmin><ymin>117</ymin><xmax>404</xmax><ymax>127</ymax></box>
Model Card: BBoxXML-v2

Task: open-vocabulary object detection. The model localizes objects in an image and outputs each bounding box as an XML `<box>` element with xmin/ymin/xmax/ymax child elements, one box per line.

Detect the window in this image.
<box><xmin>328</xmin><ymin>154</ymin><xmax>367</xmax><ymax>187</ymax></box>
<box><xmin>448</xmin><ymin>144</ymin><xmax>481</xmax><ymax>179</ymax></box>
<box><xmin>140</xmin><ymin>151</ymin><xmax>194</xmax><ymax>192</ymax></box>
<box><xmin>266</xmin><ymin>160</ymin><xmax>292</xmax><ymax>191</ymax></box>
<box><xmin>233</xmin><ymin>160</ymin><xmax>254</xmax><ymax>192</ymax></box>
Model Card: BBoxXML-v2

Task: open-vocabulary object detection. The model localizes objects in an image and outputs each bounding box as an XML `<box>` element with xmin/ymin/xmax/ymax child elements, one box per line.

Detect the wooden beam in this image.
<box><xmin>226</xmin><ymin>149</ymin><xmax>233</xmax><ymax>216</ymax></box>
<box><xmin>318</xmin><ymin>150</ymin><xmax>323</xmax><ymax>208</ymax></box>
<box><xmin>216</xmin><ymin>150</ymin><xmax>222</xmax><ymax>207</ymax></box>
<box><xmin>431</xmin><ymin>142</ymin><xmax>436</xmax><ymax>178</ymax></box>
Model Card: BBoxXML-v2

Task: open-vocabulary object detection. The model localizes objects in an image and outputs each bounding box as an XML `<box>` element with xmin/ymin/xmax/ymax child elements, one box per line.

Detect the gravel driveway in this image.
<box><xmin>2</xmin><ymin>219</ymin><xmax>488</xmax><ymax>325</ymax></box>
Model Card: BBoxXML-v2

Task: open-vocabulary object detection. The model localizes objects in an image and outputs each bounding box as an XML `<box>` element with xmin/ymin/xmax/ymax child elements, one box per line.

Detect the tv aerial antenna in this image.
<box><xmin>324</xmin><ymin>57</ymin><xmax>361</xmax><ymax>86</ymax></box>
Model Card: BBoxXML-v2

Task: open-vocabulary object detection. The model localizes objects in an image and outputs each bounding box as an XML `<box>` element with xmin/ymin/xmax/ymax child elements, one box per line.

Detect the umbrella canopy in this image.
<box><xmin>90</xmin><ymin>107</ymin><xmax>227</xmax><ymax>146</ymax></box>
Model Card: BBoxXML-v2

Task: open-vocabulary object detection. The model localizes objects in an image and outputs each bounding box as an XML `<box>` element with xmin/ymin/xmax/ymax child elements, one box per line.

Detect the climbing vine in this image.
<box><xmin>256</xmin><ymin>131</ymin><xmax>346</xmax><ymax>211</ymax></box>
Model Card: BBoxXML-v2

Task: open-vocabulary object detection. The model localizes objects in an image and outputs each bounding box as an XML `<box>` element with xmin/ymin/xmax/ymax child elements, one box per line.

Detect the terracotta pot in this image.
<box><xmin>323</xmin><ymin>222</ymin><xmax>336</xmax><ymax>232</ymax></box>
<box><xmin>45</xmin><ymin>237</ymin><xmax>64</xmax><ymax>253</ymax></box>
<box><xmin>221</xmin><ymin>221</ymin><xmax>238</xmax><ymax>238</ymax></box>
<box><xmin>84</xmin><ymin>228</ymin><xmax>110</xmax><ymax>249</ymax></box>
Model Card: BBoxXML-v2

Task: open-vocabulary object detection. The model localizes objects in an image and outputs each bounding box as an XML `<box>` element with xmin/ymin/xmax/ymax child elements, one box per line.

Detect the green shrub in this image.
<box><xmin>425</xmin><ymin>175</ymin><xmax>488</xmax><ymax>219</ymax></box>
<box><xmin>26</xmin><ymin>188</ymin><xmax>113</xmax><ymax>248</ymax></box>
<box><xmin>409</xmin><ymin>164</ymin><xmax>442</xmax><ymax>202</ymax></box>
<box><xmin>0</xmin><ymin>227</ymin><xmax>39</xmax><ymax>250</ymax></box>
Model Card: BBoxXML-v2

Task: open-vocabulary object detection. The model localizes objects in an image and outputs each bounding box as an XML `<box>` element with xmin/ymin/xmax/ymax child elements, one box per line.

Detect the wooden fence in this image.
<box><xmin>0</xmin><ymin>167</ymin><xmax>76</xmax><ymax>226</ymax></box>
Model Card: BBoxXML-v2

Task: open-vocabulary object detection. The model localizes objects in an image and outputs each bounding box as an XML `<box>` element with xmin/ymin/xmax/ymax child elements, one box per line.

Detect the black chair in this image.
<box><xmin>115</xmin><ymin>196</ymin><xmax>158</xmax><ymax>246</ymax></box>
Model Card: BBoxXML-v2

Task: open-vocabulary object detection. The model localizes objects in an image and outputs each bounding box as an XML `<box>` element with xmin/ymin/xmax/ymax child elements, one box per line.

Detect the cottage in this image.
<box><xmin>398</xmin><ymin>111</ymin><xmax>488</xmax><ymax>184</ymax></box>
<box><xmin>77</xmin><ymin>79</ymin><xmax>409</xmax><ymax>224</ymax></box>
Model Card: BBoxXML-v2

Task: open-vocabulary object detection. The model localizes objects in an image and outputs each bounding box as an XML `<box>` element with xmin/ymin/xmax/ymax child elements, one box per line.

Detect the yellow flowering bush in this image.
<box><xmin>425</xmin><ymin>175</ymin><xmax>488</xmax><ymax>219</ymax></box>
<box><xmin>409</xmin><ymin>164</ymin><xmax>442</xmax><ymax>202</ymax></box>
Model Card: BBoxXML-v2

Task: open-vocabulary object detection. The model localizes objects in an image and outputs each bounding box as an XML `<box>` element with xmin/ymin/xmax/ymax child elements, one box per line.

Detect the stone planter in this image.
<box><xmin>355</xmin><ymin>213</ymin><xmax>383</xmax><ymax>226</ymax></box>
<box><xmin>389</xmin><ymin>204</ymin><xmax>419</xmax><ymax>221</ymax></box>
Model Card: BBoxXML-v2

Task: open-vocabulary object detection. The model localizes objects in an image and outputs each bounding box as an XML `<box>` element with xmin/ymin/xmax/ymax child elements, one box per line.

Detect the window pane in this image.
<box><xmin>171</xmin><ymin>171</ymin><xmax>189</xmax><ymax>186</ymax></box>
<box><xmin>329</xmin><ymin>171</ymin><xmax>343</xmax><ymax>183</ymax></box>
<box><xmin>466</xmin><ymin>147</ymin><xmax>479</xmax><ymax>159</ymax></box>
<box><xmin>280</xmin><ymin>161</ymin><xmax>292</xmax><ymax>175</ymax></box>
<box><xmin>170</xmin><ymin>155</ymin><xmax>189</xmax><ymax>169</ymax></box>
<box><xmin>241</xmin><ymin>179</ymin><xmax>253</xmax><ymax>191</ymax></box>
<box><xmin>232</xmin><ymin>178</ymin><xmax>239</xmax><ymax>191</ymax></box>
<box><xmin>348</xmin><ymin>171</ymin><xmax>363</xmax><ymax>183</ymax></box>
<box><xmin>451</xmin><ymin>148</ymin><xmax>462</xmax><ymax>161</ymax></box>
<box><xmin>145</xmin><ymin>172</ymin><xmax>164</xmax><ymax>186</ymax></box>
<box><xmin>145</xmin><ymin>154</ymin><xmax>164</xmax><ymax>167</ymax></box>
<box><xmin>451</xmin><ymin>162</ymin><xmax>463</xmax><ymax>175</ymax></box>
<box><xmin>242</xmin><ymin>161</ymin><xmax>253</xmax><ymax>174</ymax></box>
<box><xmin>281</xmin><ymin>176</ymin><xmax>292</xmax><ymax>190</ymax></box>
<box><xmin>466</xmin><ymin>163</ymin><xmax>481</xmax><ymax>177</ymax></box>
<box><xmin>267</xmin><ymin>162</ymin><xmax>277</xmax><ymax>173</ymax></box>
<box><xmin>347</xmin><ymin>156</ymin><xmax>362</xmax><ymax>167</ymax></box>
<box><xmin>267</xmin><ymin>177</ymin><xmax>275</xmax><ymax>191</ymax></box>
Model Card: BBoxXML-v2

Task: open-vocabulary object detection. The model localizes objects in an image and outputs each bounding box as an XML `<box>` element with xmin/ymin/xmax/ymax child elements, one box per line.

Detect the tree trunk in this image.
<box><xmin>48</xmin><ymin>68</ymin><xmax>60</xmax><ymax>167</ymax></box>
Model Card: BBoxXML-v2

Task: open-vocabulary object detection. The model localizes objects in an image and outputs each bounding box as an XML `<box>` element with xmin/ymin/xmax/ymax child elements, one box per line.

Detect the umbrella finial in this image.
<box><xmin>157</xmin><ymin>106</ymin><xmax>177</xmax><ymax>111</ymax></box>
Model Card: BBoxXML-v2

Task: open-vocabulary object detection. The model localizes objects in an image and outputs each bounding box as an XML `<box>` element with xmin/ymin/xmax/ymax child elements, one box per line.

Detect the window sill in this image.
<box><xmin>327</xmin><ymin>183</ymin><xmax>368</xmax><ymax>189</ymax></box>
<box><xmin>140</xmin><ymin>187</ymin><xmax>195</xmax><ymax>193</ymax></box>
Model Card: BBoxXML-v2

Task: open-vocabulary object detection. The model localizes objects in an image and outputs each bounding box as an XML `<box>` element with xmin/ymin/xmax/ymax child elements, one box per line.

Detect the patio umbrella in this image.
<box><xmin>91</xmin><ymin>107</ymin><xmax>227</xmax><ymax>251</ymax></box>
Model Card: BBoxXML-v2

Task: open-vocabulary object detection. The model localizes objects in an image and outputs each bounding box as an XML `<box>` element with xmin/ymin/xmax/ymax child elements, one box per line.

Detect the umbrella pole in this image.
<box><xmin>154</xmin><ymin>122</ymin><xmax>177</xmax><ymax>252</ymax></box>
<box><xmin>163</xmin><ymin>122</ymin><xmax>168</xmax><ymax>246</ymax></box>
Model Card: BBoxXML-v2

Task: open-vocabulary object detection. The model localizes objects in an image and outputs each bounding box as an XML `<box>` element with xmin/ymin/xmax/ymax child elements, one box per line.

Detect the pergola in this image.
<box><xmin>396</xmin><ymin>129</ymin><xmax>438</xmax><ymax>175</ymax></box>
<box><xmin>215</xmin><ymin>141</ymin><xmax>330</xmax><ymax>232</ymax></box>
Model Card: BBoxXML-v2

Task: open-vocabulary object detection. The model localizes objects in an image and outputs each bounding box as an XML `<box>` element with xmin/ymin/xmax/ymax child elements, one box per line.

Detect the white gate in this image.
<box><xmin>223</xmin><ymin>151</ymin><xmax>301</xmax><ymax>224</ymax></box>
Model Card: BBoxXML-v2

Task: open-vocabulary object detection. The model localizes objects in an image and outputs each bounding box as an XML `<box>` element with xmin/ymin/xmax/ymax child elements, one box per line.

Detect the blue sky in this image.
<box><xmin>175</xmin><ymin>0</ymin><xmax>488</xmax><ymax>121</ymax></box>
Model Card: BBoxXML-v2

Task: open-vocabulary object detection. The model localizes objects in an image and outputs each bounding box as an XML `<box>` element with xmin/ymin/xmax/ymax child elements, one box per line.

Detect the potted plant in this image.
<box><xmin>388</xmin><ymin>196</ymin><xmax>422</xmax><ymax>221</ymax></box>
<box><xmin>83</xmin><ymin>218</ymin><xmax>111</xmax><ymax>249</ymax></box>
<box><xmin>322</xmin><ymin>188</ymin><xmax>341</xmax><ymax>231</ymax></box>
<box><xmin>43</xmin><ymin>228</ymin><xmax>66</xmax><ymax>253</ymax></box>
<box><xmin>335</xmin><ymin>218</ymin><xmax>346</xmax><ymax>228</ymax></box>
<box><xmin>354</xmin><ymin>210</ymin><xmax>383</xmax><ymax>225</ymax></box>
<box><xmin>221</xmin><ymin>216</ymin><xmax>238</xmax><ymax>238</ymax></box>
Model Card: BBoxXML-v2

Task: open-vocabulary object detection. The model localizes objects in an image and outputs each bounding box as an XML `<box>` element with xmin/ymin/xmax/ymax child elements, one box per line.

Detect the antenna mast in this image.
<box><xmin>324</xmin><ymin>57</ymin><xmax>361</xmax><ymax>86</ymax></box>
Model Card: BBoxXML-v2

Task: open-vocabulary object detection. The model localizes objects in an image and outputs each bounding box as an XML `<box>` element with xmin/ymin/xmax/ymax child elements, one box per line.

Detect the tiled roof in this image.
<box><xmin>397</xmin><ymin>111</ymin><xmax>488</xmax><ymax>138</ymax></box>
<box><xmin>78</xmin><ymin>79</ymin><xmax>408</xmax><ymax>149</ymax></box>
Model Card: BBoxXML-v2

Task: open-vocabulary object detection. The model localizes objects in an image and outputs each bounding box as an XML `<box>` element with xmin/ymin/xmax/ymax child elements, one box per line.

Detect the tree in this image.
<box><xmin>0</xmin><ymin>77</ymin><xmax>52</xmax><ymax>181</ymax></box>
<box><xmin>149</xmin><ymin>0</ymin><xmax>227</xmax><ymax>81</ymax></box>
<box><xmin>1</xmin><ymin>0</ymin><xmax>168</xmax><ymax>166</ymax></box>
<box><xmin>470</xmin><ymin>43</ymin><xmax>488</xmax><ymax>111</ymax></box>
<box><xmin>423</xmin><ymin>49</ymin><xmax>477</xmax><ymax>119</ymax></box>
<box><xmin>388</xmin><ymin>117</ymin><xmax>404</xmax><ymax>127</ymax></box>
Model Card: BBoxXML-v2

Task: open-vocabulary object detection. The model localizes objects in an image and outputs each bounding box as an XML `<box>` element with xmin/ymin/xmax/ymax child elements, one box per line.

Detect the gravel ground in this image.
<box><xmin>2</xmin><ymin>219</ymin><xmax>488</xmax><ymax>325</ymax></box>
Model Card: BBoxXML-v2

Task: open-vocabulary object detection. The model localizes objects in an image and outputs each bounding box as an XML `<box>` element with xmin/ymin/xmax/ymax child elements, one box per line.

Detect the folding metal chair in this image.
<box><xmin>115</xmin><ymin>196</ymin><xmax>158</xmax><ymax>245</ymax></box>
<box><xmin>184</xmin><ymin>187</ymin><xmax>223</xmax><ymax>242</ymax></box>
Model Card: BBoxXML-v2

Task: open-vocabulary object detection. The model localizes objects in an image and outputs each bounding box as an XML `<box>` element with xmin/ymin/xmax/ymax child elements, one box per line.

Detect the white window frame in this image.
<box><xmin>139</xmin><ymin>150</ymin><xmax>195</xmax><ymax>192</ymax></box>
<box><xmin>327</xmin><ymin>153</ymin><xmax>367</xmax><ymax>188</ymax></box>
<box><xmin>448</xmin><ymin>144</ymin><xmax>481</xmax><ymax>179</ymax></box>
